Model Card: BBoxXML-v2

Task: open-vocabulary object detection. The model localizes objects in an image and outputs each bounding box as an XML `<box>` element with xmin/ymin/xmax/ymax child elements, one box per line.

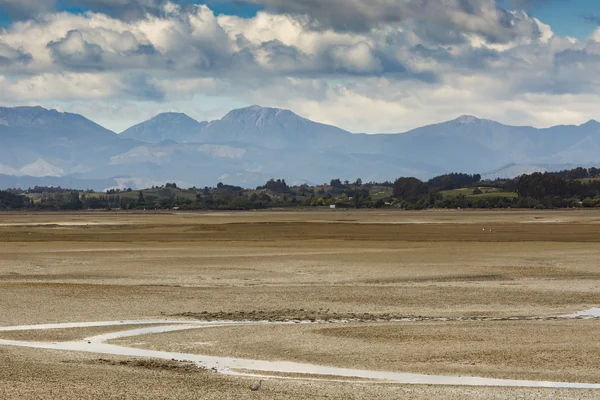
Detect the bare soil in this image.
<box><xmin>1</xmin><ymin>210</ymin><xmax>600</xmax><ymax>398</ymax></box>
<box><xmin>1</xmin><ymin>347</ymin><xmax>599</xmax><ymax>400</ymax></box>
<box><xmin>112</xmin><ymin>319</ymin><xmax>600</xmax><ymax>383</ymax></box>
<box><xmin>0</xmin><ymin>324</ymin><xmax>165</xmax><ymax>342</ymax></box>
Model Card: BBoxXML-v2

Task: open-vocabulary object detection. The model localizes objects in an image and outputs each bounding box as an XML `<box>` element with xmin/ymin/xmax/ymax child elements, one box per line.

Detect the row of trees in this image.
<box><xmin>390</xmin><ymin>169</ymin><xmax>600</xmax><ymax>210</ymax></box>
<box><xmin>0</xmin><ymin>191</ymin><xmax>33</xmax><ymax>210</ymax></box>
<box><xmin>3</xmin><ymin>167</ymin><xmax>600</xmax><ymax>211</ymax></box>
<box><xmin>512</xmin><ymin>172</ymin><xmax>600</xmax><ymax>199</ymax></box>
<box><xmin>392</xmin><ymin>173</ymin><xmax>484</xmax><ymax>201</ymax></box>
<box><xmin>554</xmin><ymin>167</ymin><xmax>600</xmax><ymax>180</ymax></box>
<box><xmin>427</xmin><ymin>173</ymin><xmax>481</xmax><ymax>191</ymax></box>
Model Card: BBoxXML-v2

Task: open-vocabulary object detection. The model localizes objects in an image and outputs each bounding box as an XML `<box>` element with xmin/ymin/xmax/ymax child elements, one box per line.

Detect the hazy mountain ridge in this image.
<box><xmin>0</xmin><ymin>105</ymin><xmax>599</xmax><ymax>190</ymax></box>
<box><xmin>0</xmin><ymin>174</ymin><xmax>125</xmax><ymax>192</ymax></box>
<box><xmin>19</xmin><ymin>159</ymin><xmax>65</xmax><ymax>177</ymax></box>
<box><xmin>121</xmin><ymin>112</ymin><xmax>208</xmax><ymax>143</ymax></box>
<box><xmin>0</xmin><ymin>106</ymin><xmax>137</xmax><ymax>173</ymax></box>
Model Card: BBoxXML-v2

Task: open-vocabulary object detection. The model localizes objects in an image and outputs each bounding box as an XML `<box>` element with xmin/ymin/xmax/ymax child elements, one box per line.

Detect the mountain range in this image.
<box><xmin>0</xmin><ymin>105</ymin><xmax>599</xmax><ymax>191</ymax></box>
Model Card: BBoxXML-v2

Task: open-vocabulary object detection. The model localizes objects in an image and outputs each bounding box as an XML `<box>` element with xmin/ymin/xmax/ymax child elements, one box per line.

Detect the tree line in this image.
<box><xmin>2</xmin><ymin>167</ymin><xmax>600</xmax><ymax>211</ymax></box>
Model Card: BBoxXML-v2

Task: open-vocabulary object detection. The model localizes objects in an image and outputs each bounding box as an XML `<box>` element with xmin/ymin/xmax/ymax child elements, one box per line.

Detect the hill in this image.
<box><xmin>121</xmin><ymin>112</ymin><xmax>207</xmax><ymax>142</ymax></box>
<box><xmin>1</xmin><ymin>105</ymin><xmax>600</xmax><ymax>189</ymax></box>
<box><xmin>0</xmin><ymin>106</ymin><xmax>136</xmax><ymax>177</ymax></box>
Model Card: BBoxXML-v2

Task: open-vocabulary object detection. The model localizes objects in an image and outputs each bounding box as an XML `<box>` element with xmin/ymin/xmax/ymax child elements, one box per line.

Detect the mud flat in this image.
<box><xmin>1</xmin><ymin>319</ymin><xmax>600</xmax><ymax>389</ymax></box>
<box><xmin>1</xmin><ymin>210</ymin><xmax>600</xmax><ymax>398</ymax></box>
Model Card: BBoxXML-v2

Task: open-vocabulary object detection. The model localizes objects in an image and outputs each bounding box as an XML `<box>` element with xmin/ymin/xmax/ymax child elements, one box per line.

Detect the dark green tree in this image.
<box><xmin>138</xmin><ymin>191</ymin><xmax>146</xmax><ymax>206</ymax></box>
<box><xmin>393</xmin><ymin>177</ymin><xmax>429</xmax><ymax>202</ymax></box>
<box><xmin>330</xmin><ymin>178</ymin><xmax>343</xmax><ymax>188</ymax></box>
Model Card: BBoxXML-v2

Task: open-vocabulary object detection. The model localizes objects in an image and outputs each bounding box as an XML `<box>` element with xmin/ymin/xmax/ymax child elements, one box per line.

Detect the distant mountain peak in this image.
<box><xmin>451</xmin><ymin>115</ymin><xmax>500</xmax><ymax>126</ymax></box>
<box><xmin>120</xmin><ymin>111</ymin><xmax>206</xmax><ymax>142</ymax></box>
<box><xmin>0</xmin><ymin>105</ymin><xmax>58</xmax><ymax>117</ymax></box>
<box><xmin>454</xmin><ymin>115</ymin><xmax>481</xmax><ymax>124</ymax></box>
<box><xmin>152</xmin><ymin>112</ymin><xmax>194</xmax><ymax>120</ymax></box>
<box><xmin>19</xmin><ymin>159</ymin><xmax>64</xmax><ymax>177</ymax></box>
<box><xmin>0</xmin><ymin>163</ymin><xmax>20</xmax><ymax>176</ymax></box>
<box><xmin>139</xmin><ymin>112</ymin><xmax>201</xmax><ymax>126</ymax></box>
<box><xmin>0</xmin><ymin>105</ymin><xmax>115</xmax><ymax>136</ymax></box>
<box><xmin>223</xmin><ymin>105</ymin><xmax>291</xmax><ymax>117</ymax></box>
<box><xmin>221</xmin><ymin>105</ymin><xmax>305</xmax><ymax>127</ymax></box>
<box><xmin>581</xmin><ymin>119</ymin><xmax>600</xmax><ymax>128</ymax></box>
<box><xmin>246</xmin><ymin>105</ymin><xmax>268</xmax><ymax>111</ymax></box>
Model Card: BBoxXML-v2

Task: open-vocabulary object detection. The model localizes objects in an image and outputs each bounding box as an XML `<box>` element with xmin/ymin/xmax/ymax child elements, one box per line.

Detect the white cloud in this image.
<box><xmin>0</xmin><ymin>72</ymin><xmax>122</xmax><ymax>101</ymax></box>
<box><xmin>239</xmin><ymin>0</ymin><xmax>542</xmax><ymax>43</ymax></box>
<box><xmin>0</xmin><ymin>41</ymin><xmax>32</xmax><ymax>67</ymax></box>
<box><xmin>1</xmin><ymin>1</ymin><xmax>600</xmax><ymax>133</ymax></box>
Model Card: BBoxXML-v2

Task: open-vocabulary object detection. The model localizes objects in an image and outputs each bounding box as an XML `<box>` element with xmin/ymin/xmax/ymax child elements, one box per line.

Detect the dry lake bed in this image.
<box><xmin>1</xmin><ymin>210</ymin><xmax>600</xmax><ymax>399</ymax></box>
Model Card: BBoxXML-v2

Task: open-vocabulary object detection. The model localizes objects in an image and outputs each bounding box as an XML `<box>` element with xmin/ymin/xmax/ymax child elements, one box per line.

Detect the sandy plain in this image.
<box><xmin>1</xmin><ymin>209</ymin><xmax>600</xmax><ymax>398</ymax></box>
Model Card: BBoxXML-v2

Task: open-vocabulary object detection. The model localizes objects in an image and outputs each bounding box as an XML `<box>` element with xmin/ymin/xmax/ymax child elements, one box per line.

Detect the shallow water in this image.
<box><xmin>1</xmin><ymin>317</ymin><xmax>600</xmax><ymax>388</ymax></box>
<box><xmin>0</xmin><ymin>320</ymin><xmax>185</xmax><ymax>331</ymax></box>
<box><xmin>560</xmin><ymin>308</ymin><xmax>600</xmax><ymax>319</ymax></box>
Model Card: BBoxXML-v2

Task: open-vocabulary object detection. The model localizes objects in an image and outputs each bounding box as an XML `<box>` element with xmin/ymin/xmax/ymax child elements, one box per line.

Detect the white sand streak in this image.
<box><xmin>1</xmin><ymin>318</ymin><xmax>599</xmax><ymax>389</ymax></box>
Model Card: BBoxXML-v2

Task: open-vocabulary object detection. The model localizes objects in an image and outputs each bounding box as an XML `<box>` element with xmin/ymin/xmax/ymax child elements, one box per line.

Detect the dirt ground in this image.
<box><xmin>3</xmin><ymin>347</ymin><xmax>598</xmax><ymax>400</ymax></box>
<box><xmin>1</xmin><ymin>210</ymin><xmax>600</xmax><ymax>398</ymax></box>
<box><xmin>0</xmin><ymin>324</ymin><xmax>165</xmax><ymax>342</ymax></box>
<box><xmin>112</xmin><ymin>319</ymin><xmax>600</xmax><ymax>383</ymax></box>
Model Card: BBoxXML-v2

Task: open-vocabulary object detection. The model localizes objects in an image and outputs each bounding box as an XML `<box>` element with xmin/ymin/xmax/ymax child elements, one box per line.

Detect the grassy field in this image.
<box><xmin>440</xmin><ymin>187</ymin><xmax>517</xmax><ymax>199</ymax></box>
<box><xmin>0</xmin><ymin>210</ymin><xmax>599</xmax><ymax>398</ymax></box>
<box><xmin>577</xmin><ymin>178</ymin><xmax>600</xmax><ymax>183</ymax></box>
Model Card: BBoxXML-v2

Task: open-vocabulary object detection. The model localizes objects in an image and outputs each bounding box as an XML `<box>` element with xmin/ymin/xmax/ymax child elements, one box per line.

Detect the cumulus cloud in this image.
<box><xmin>2</xmin><ymin>0</ymin><xmax>545</xmax><ymax>45</ymax></box>
<box><xmin>0</xmin><ymin>72</ymin><xmax>122</xmax><ymax>102</ymax></box>
<box><xmin>3</xmin><ymin>0</ymin><xmax>600</xmax><ymax>133</ymax></box>
<box><xmin>0</xmin><ymin>42</ymin><xmax>33</xmax><ymax>67</ymax></box>
<box><xmin>0</xmin><ymin>0</ymin><xmax>55</xmax><ymax>19</ymax></box>
<box><xmin>46</xmin><ymin>26</ymin><xmax>163</xmax><ymax>71</ymax></box>
<box><xmin>47</xmin><ymin>30</ymin><xmax>104</xmax><ymax>71</ymax></box>
<box><xmin>122</xmin><ymin>73</ymin><xmax>166</xmax><ymax>100</ymax></box>
<box><xmin>0</xmin><ymin>6</ymin><xmax>442</xmax><ymax>80</ymax></box>
<box><xmin>236</xmin><ymin>0</ymin><xmax>542</xmax><ymax>43</ymax></box>
<box><xmin>0</xmin><ymin>0</ymin><xmax>174</xmax><ymax>20</ymax></box>
<box><xmin>66</xmin><ymin>0</ymin><xmax>170</xmax><ymax>20</ymax></box>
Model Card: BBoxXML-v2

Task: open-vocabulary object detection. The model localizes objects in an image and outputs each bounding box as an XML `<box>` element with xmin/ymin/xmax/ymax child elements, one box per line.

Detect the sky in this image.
<box><xmin>2</xmin><ymin>1</ymin><xmax>600</xmax><ymax>133</ymax></box>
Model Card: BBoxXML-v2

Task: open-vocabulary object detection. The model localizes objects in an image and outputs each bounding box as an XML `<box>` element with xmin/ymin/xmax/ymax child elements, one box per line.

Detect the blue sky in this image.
<box><xmin>529</xmin><ymin>0</ymin><xmax>600</xmax><ymax>39</ymax></box>
<box><xmin>58</xmin><ymin>0</ymin><xmax>262</xmax><ymax>17</ymax></box>
<box><xmin>3</xmin><ymin>0</ymin><xmax>600</xmax><ymax>133</ymax></box>
<box><xmin>0</xmin><ymin>1</ymin><xmax>261</xmax><ymax>24</ymax></box>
